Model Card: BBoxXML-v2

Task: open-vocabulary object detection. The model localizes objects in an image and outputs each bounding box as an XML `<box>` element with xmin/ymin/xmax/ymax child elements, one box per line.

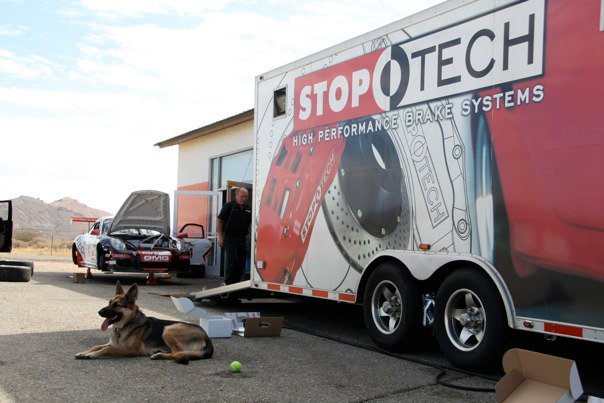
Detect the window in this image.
<box><xmin>210</xmin><ymin>149</ymin><xmax>253</xmax><ymax>190</ymax></box>
<box><xmin>0</xmin><ymin>201</ymin><xmax>9</xmax><ymax>220</ymax></box>
<box><xmin>274</xmin><ymin>87</ymin><xmax>286</xmax><ymax>118</ymax></box>
<box><xmin>101</xmin><ymin>219</ymin><xmax>113</xmax><ymax>234</ymax></box>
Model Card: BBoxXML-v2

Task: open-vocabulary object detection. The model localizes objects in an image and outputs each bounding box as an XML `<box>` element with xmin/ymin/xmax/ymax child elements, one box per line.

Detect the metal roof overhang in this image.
<box><xmin>154</xmin><ymin>108</ymin><xmax>254</xmax><ymax>148</ymax></box>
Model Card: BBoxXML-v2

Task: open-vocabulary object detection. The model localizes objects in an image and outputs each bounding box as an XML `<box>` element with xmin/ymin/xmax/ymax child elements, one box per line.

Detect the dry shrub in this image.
<box><xmin>12</xmin><ymin>234</ymin><xmax>72</xmax><ymax>256</ymax></box>
<box><xmin>14</xmin><ymin>230</ymin><xmax>39</xmax><ymax>243</ymax></box>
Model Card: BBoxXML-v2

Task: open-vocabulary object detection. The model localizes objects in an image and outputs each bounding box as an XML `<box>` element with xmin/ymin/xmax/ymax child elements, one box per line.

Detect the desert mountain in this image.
<box><xmin>51</xmin><ymin>197</ymin><xmax>110</xmax><ymax>219</ymax></box>
<box><xmin>11</xmin><ymin>196</ymin><xmax>111</xmax><ymax>239</ymax></box>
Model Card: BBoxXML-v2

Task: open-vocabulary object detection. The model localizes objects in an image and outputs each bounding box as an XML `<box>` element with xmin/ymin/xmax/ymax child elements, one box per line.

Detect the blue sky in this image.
<box><xmin>1</xmin><ymin>0</ymin><xmax>442</xmax><ymax>214</ymax></box>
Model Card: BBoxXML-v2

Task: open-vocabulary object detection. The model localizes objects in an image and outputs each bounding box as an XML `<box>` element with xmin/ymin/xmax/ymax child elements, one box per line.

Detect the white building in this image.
<box><xmin>155</xmin><ymin>109</ymin><xmax>254</xmax><ymax>277</ymax></box>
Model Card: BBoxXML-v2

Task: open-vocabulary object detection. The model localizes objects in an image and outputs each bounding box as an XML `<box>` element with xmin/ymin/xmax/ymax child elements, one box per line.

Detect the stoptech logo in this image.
<box><xmin>294</xmin><ymin>0</ymin><xmax>545</xmax><ymax>130</ymax></box>
<box><xmin>301</xmin><ymin>148</ymin><xmax>336</xmax><ymax>242</ymax></box>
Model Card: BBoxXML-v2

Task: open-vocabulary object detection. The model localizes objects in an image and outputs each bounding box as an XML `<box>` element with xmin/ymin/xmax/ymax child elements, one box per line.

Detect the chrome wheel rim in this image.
<box><xmin>444</xmin><ymin>288</ymin><xmax>486</xmax><ymax>351</ymax></box>
<box><xmin>371</xmin><ymin>280</ymin><xmax>402</xmax><ymax>335</ymax></box>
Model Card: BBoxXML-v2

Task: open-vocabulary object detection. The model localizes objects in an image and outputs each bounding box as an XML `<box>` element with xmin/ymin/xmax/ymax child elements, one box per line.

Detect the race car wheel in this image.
<box><xmin>472</xmin><ymin>103</ymin><xmax>539</xmax><ymax>303</ymax></box>
<box><xmin>0</xmin><ymin>260</ymin><xmax>34</xmax><ymax>276</ymax></box>
<box><xmin>72</xmin><ymin>244</ymin><xmax>80</xmax><ymax>265</ymax></box>
<box><xmin>473</xmin><ymin>110</ymin><xmax>496</xmax><ymax>262</ymax></box>
<box><xmin>363</xmin><ymin>261</ymin><xmax>421</xmax><ymax>351</ymax></box>
<box><xmin>472</xmin><ymin>108</ymin><xmax>510</xmax><ymax>265</ymax></box>
<box><xmin>97</xmin><ymin>247</ymin><xmax>108</xmax><ymax>270</ymax></box>
<box><xmin>434</xmin><ymin>268</ymin><xmax>507</xmax><ymax>370</ymax></box>
<box><xmin>0</xmin><ymin>264</ymin><xmax>32</xmax><ymax>282</ymax></box>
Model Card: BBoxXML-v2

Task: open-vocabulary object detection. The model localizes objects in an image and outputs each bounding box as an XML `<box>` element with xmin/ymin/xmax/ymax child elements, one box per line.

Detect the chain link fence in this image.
<box><xmin>12</xmin><ymin>225</ymin><xmax>90</xmax><ymax>257</ymax></box>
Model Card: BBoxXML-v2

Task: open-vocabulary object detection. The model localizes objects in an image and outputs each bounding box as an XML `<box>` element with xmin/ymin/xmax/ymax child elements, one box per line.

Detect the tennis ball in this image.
<box><xmin>230</xmin><ymin>361</ymin><xmax>241</xmax><ymax>373</ymax></box>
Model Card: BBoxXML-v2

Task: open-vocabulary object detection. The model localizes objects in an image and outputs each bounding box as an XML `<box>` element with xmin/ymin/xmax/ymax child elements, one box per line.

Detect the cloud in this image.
<box><xmin>60</xmin><ymin>0</ymin><xmax>445</xmax><ymax>126</ymax></box>
<box><xmin>77</xmin><ymin>0</ymin><xmax>231</xmax><ymax>18</ymax></box>
<box><xmin>0</xmin><ymin>24</ymin><xmax>28</xmax><ymax>37</ymax></box>
<box><xmin>2</xmin><ymin>0</ymin><xmax>444</xmax><ymax>212</ymax></box>
<box><xmin>0</xmin><ymin>49</ymin><xmax>56</xmax><ymax>79</ymax></box>
<box><xmin>1</xmin><ymin>104</ymin><xmax>178</xmax><ymax>213</ymax></box>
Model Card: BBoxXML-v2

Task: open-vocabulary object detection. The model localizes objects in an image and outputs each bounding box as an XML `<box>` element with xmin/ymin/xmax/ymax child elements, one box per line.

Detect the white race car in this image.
<box><xmin>72</xmin><ymin>190</ymin><xmax>211</xmax><ymax>277</ymax></box>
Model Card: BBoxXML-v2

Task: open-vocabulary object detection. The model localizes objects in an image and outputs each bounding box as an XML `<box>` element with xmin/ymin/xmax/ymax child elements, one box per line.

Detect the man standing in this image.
<box><xmin>217</xmin><ymin>187</ymin><xmax>251</xmax><ymax>285</ymax></box>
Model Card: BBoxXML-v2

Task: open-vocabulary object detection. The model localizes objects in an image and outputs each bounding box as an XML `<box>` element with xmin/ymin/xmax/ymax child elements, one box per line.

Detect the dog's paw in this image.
<box><xmin>150</xmin><ymin>353</ymin><xmax>160</xmax><ymax>360</ymax></box>
<box><xmin>75</xmin><ymin>353</ymin><xmax>93</xmax><ymax>359</ymax></box>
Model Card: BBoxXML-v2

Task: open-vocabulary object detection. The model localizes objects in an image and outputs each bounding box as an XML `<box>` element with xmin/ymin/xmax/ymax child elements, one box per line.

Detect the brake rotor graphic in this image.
<box><xmin>323</xmin><ymin>116</ymin><xmax>411</xmax><ymax>271</ymax></box>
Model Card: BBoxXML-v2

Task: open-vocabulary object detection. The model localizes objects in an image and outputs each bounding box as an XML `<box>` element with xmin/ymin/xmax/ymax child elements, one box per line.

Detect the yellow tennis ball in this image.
<box><xmin>230</xmin><ymin>361</ymin><xmax>241</xmax><ymax>373</ymax></box>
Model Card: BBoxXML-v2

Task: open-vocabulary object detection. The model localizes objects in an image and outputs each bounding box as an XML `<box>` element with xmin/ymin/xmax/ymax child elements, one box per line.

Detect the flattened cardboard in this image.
<box><xmin>224</xmin><ymin>312</ymin><xmax>283</xmax><ymax>337</ymax></box>
<box><xmin>170</xmin><ymin>296</ymin><xmax>232</xmax><ymax>338</ymax></box>
<box><xmin>496</xmin><ymin>348</ymin><xmax>583</xmax><ymax>403</ymax></box>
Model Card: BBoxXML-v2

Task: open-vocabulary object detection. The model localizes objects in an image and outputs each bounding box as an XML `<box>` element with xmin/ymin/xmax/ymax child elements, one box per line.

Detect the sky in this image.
<box><xmin>1</xmin><ymin>0</ymin><xmax>443</xmax><ymax>214</ymax></box>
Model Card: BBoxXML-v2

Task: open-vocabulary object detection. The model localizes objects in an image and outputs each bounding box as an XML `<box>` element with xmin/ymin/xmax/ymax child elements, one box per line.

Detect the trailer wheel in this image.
<box><xmin>363</xmin><ymin>262</ymin><xmax>421</xmax><ymax>351</ymax></box>
<box><xmin>0</xmin><ymin>264</ymin><xmax>32</xmax><ymax>282</ymax></box>
<box><xmin>434</xmin><ymin>268</ymin><xmax>507</xmax><ymax>370</ymax></box>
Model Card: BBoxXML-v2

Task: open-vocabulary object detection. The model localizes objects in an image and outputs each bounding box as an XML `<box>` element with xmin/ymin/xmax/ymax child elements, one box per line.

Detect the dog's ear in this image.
<box><xmin>115</xmin><ymin>281</ymin><xmax>124</xmax><ymax>295</ymax></box>
<box><xmin>126</xmin><ymin>283</ymin><xmax>139</xmax><ymax>305</ymax></box>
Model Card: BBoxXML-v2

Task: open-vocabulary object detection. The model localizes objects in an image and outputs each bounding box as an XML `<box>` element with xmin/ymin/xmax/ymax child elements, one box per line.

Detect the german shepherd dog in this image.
<box><xmin>75</xmin><ymin>281</ymin><xmax>213</xmax><ymax>364</ymax></box>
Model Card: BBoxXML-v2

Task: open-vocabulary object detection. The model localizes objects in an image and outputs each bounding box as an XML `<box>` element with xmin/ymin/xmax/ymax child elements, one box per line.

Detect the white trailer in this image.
<box><xmin>195</xmin><ymin>0</ymin><xmax>604</xmax><ymax>369</ymax></box>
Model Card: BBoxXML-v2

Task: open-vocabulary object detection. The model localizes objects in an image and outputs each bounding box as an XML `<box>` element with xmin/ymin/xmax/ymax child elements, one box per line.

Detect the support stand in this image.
<box><xmin>146</xmin><ymin>273</ymin><xmax>158</xmax><ymax>286</ymax></box>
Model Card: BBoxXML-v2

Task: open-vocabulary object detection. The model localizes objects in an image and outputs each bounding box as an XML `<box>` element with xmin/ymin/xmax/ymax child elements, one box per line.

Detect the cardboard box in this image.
<box><xmin>170</xmin><ymin>297</ymin><xmax>232</xmax><ymax>338</ymax></box>
<box><xmin>496</xmin><ymin>348</ymin><xmax>583</xmax><ymax>403</ymax></box>
<box><xmin>72</xmin><ymin>273</ymin><xmax>85</xmax><ymax>283</ymax></box>
<box><xmin>224</xmin><ymin>312</ymin><xmax>283</xmax><ymax>337</ymax></box>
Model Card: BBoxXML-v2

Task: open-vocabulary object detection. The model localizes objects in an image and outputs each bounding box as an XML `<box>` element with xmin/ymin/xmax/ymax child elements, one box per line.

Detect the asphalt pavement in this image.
<box><xmin>0</xmin><ymin>254</ymin><xmax>602</xmax><ymax>402</ymax></box>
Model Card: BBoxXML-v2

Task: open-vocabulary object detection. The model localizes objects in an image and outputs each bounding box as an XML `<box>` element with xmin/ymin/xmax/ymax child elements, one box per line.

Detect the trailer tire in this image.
<box><xmin>0</xmin><ymin>260</ymin><xmax>34</xmax><ymax>276</ymax></box>
<box><xmin>363</xmin><ymin>262</ymin><xmax>421</xmax><ymax>352</ymax></box>
<box><xmin>434</xmin><ymin>268</ymin><xmax>507</xmax><ymax>370</ymax></box>
<box><xmin>0</xmin><ymin>264</ymin><xmax>32</xmax><ymax>282</ymax></box>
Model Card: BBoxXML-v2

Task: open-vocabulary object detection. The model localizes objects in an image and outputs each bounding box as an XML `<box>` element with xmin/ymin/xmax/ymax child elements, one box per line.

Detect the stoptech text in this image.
<box><xmin>294</xmin><ymin>0</ymin><xmax>545</xmax><ymax>130</ymax></box>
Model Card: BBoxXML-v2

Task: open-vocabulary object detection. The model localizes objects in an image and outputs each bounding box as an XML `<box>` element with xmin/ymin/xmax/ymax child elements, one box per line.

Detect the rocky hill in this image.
<box><xmin>11</xmin><ymin>196</ymin><xmax>111</xmax><ymax>240</ymax></box>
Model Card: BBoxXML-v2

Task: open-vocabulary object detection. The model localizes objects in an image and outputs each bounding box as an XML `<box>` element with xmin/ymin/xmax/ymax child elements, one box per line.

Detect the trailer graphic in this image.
<box><xmin>196</xmin><ymin>0</ymin><xmax>604</xmax><ymax>370</ymax></box>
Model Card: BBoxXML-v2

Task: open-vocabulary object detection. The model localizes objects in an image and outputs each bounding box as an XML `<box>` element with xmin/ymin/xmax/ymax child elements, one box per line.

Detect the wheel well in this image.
<box><xmin>357</xmin><ymin>256</ymin><xmax>415</xmax><ymax>304</ymax></box>
<box><xmin>424</xmin><ymin>260</ymin><xmax>506</xmax><ymax>297</ymax></box>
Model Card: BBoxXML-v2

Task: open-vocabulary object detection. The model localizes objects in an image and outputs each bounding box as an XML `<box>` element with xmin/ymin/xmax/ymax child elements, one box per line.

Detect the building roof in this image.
<box><xmin>154</xmin><ymin>108</ymin><xmax>254</xmax><ymax>148</ymax></box>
